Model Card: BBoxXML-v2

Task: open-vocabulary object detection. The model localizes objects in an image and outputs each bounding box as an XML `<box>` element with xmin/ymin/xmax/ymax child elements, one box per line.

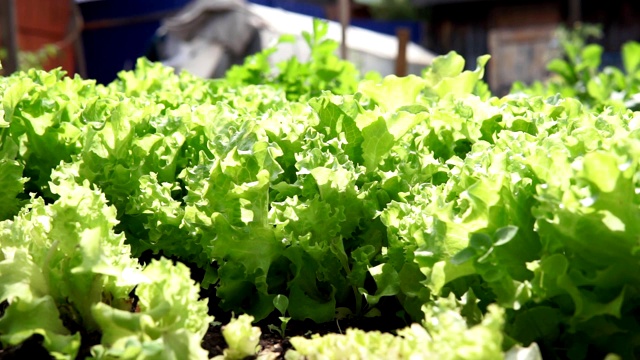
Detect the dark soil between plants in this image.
<box><xmin>0</xmin><ymin>255</ymin><xmax>409</xmax><ymax>360</ymax></box>
<box><xmin>203</xmin><ymin>314</ymin><xmax>408</xmax><ymax>359</ymax></box>
<box><xmin>0</xmin><ymin>316</ymin><xmax>405</xmax><ymax>360</ymax></box>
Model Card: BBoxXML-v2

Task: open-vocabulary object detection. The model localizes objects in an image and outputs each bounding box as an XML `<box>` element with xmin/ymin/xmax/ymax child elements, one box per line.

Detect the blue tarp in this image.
<box><xmin>79</xmin><ymin>0</ymin><xmax>190</xmax><ymax>83</ymax></box>
<box><xmin>79</xmin><ymin>0</ymin><xmax>422</xmax><ymax>83</ymax></box>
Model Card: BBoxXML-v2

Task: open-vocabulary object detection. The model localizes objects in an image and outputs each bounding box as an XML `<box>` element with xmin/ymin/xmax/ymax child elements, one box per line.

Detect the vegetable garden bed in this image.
<box><xmin>2</xmin><ymin>20</ymin><xmax>640</xmax><ymax>359</ymax></box>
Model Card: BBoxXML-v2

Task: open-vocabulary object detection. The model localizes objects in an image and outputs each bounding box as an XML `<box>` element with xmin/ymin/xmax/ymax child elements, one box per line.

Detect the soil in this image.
<box><xmin>201</xmin><ymin>322</ymin><xmax>294</xmax><ymax>359</ymax></box>
<box><xmin>0</xmin><ymin>255</ymin><xmax>408</xmax><ymax>360</ymax></box>
<box><xmin>202</xmin><ymin>313</ymin><xmax>408</xmax><ymax>359</ymax></box>
<box><xmin>0</xmin><ymin>334</ymin><xmax>53</xmax><ymax>360</ymax></box>
<box><xmin>0</xmin><ymin>316</ymin><xmax>404</xmax><ymax>360</ymax></box>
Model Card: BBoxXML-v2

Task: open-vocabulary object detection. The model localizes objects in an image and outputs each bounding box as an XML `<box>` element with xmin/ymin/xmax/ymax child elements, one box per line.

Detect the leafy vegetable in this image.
<box><xmin>286</xmin><ymin>297</ymin><xmax>509</xmax><ymax>360</ymax></box>
<box><xmin>3</xmin><ymin>18</ymin><xmax>640</xmax><ymax>359</ymax></box>
<box><xmin>511</xmin><ymin>24</ymin><xmax>640</xmax><ymax>112</ymax></box>
<box><xmin>214</xmin><ymin>314</ymin><xmax>261</xmax><ymax>360</ymax></box>
<box><xmin>0</xmin><ymin>172</ymin><xmax>211</xmax><ymax>358</ymax></box>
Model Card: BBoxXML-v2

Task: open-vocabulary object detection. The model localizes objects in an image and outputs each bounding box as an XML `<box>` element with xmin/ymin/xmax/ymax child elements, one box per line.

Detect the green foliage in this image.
<box><xmin>511</xmin><ymin>23</ymin><xmax>640</xmax><ymax>112</ymax></box>
<box><xmin>286</xmin><ymin>297</ymin><xmax>508</xmax><ymax>360</ymax></box>
<box><xmin>213</xmin><ymin>315</ymin><xmax>261</xmax><ymax>360</ymax></box>
<box><xmin>3</xmin><ymin>18</ymin><xmax>640</xmax><ymax>360</ymax></box>
<box><xmin>268</xmin><ymin>294</ymin><xmax>291</xmax><ymax>337</ymax></box>
<box><xmin>225</xmin><ymin>19</ymin><xmax>361</xmax><ymax>101</ymax></box>
<box><xmin>0</xmin><ymin>174</ymin><xmax>211</xmax><ymax>359</ymax></box>
<box><xmin>0</xmin><ymin>44</ymin><xmax>60</xmax><ymax>72</ymax></box>
<box><xmin>90</xmin><ymin>258</ymin><xmax>212</xmax><ymax>359</ymax></box>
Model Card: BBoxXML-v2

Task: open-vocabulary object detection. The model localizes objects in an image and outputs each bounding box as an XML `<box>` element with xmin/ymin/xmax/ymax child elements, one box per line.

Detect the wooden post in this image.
<box><xmin>338</xmin><ymin>0</ymin><xmax>349</xmax><ymax>60</ymax></box>
<box><xmin>568</xmin><ymin>0</ymin><xmax>581</xmax><ymax>25</ymax></box>
<box><xmin>69</xmin><ymin>0</ymin><xmax>87</xmax><ymax>78</ymax></box>
<box><xmin>0</xmin><ymin>0</ymin><xmax>19</xmax><ymax>74</ymax></box>
<box><xmin>395</xmin><ymin>27</ymin><xmax>410</xmax><ymax>77</ymax></box>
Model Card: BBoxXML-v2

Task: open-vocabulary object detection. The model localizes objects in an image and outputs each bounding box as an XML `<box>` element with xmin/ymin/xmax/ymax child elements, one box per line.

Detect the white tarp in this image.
<box><xmin>151</xmin><ymin>0</ymin><xmax>437</xmax><ymax>78</ymax></box>
<box><xmin>156</xmin><ymin>0</ymin><xmax>263</xmax><ymax>78</ymax></box>
<box><xmin>249</xmin><ymin>3</ymin><xmax>437</xmax><ymax>76</ymax></box>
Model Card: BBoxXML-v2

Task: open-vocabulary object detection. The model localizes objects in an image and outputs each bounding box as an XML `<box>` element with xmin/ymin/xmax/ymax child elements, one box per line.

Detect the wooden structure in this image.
<box><xmin>420</xmin><ymin>0</ymin><xmax>640</xmax><ymax>95</ymax></box>
<box><xmin>10</xmin><ymin>0</ymin><xmax>78</xmax><ymax>74</ymax></box>
<box><xmin>0</xmin><ymin>0</ymin><xmax>19</xmax><ymax>74</ymax></box>
<box><xmin>487</xmin><ymin>3</ymin><xmax>562</xmax><ymax>95</ymax></box>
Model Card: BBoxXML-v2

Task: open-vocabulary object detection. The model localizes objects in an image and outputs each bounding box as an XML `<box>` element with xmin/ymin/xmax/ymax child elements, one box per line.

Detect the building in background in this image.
<box><xmin>5</xmin><ymin>0</ymin><xmax>640</xmax><ymax>94</ymax></box>
<box><xmin>417</xmin><ymin>0</ymin><xmax>640</xmax><ymax>94</ymax></box>
<box><xmin>12</xmin><ymin>0</ymin><xmax>76</xmax><ymax>73</ymax></box>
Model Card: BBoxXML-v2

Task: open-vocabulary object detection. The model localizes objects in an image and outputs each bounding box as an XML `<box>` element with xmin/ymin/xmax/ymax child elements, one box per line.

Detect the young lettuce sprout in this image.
<box><xmin>268</xmin><ymin>294</ymin><xmax>291</xmax><ymax>338</ymax></box>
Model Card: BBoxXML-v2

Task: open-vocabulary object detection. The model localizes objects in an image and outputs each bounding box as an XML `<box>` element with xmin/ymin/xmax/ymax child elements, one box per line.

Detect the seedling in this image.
<box><xmin>268</xmin><ymin>294</ymin><xmax>291</xmax><ymax>338</ymax></box>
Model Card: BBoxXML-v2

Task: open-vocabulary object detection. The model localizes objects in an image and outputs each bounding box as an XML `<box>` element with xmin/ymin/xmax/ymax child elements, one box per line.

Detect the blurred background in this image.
<box><xmin>0</xmin><ymin>0</ymin><xmax>638</xmax><ymax>94</ymax></box>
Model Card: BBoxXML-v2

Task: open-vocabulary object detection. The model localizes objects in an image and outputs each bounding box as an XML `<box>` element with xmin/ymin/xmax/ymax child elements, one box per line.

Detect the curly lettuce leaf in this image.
<box><xmin>213</xmin><ymin>314</ymin><xmax>261</xmax><ymax>360</ymax></box>
<box><xmin>285</xmin><ymin>297</ymin><xmax>507</xmax><ymax>360</ymax></box>
<box><xmin>90</xmin><ymin>258</ymin><xmax>211</xmax><ymax>360</ymax></box>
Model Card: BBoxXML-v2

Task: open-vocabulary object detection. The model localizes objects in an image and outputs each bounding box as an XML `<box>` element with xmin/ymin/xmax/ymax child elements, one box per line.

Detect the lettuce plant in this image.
<box><xmin>0</xmin><ymin>173</ymin><xmax>211</xmax><ymax>359</ymax></box>
<box><xmin>2</xmin><ymin>18</ymin><xmax>640</xmax><ymax>359</ymax></box>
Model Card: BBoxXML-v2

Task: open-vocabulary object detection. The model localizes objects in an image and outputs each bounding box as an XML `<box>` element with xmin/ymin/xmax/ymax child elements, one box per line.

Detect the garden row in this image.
<box><xmin>2</xmin><ymin>21</ymin><xmax>640</xmax><ymax>359</ymax></box>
